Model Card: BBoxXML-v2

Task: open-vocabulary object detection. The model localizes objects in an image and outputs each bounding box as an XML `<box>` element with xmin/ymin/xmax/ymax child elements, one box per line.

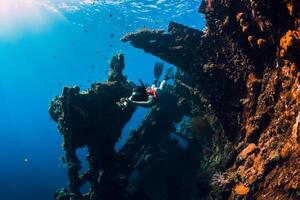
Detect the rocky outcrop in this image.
<box><xmin>50</xmin><ymin>54</ymin><xmax>136</xmax><ymax>200</ymax></box>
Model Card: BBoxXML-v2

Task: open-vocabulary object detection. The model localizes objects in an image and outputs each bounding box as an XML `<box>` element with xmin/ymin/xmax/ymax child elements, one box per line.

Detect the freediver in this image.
<box><xmin>118</xmin><ymin>62</ymin><xmax>174</xmax><ymax>108</ymax></box>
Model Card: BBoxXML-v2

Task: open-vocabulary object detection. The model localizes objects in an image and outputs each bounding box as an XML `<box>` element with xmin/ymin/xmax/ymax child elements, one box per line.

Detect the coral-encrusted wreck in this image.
<box><xmin>50</xmin><ymin>0</ymin><xmax>300</xmax><ymax>199</ymax></box>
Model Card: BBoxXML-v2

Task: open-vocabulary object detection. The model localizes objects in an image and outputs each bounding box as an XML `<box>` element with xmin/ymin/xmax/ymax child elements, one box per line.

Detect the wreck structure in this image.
<box><xmin>50</xmin><ymin>0</ymin><xmax>300</xmax><ymax>199</ymax></box>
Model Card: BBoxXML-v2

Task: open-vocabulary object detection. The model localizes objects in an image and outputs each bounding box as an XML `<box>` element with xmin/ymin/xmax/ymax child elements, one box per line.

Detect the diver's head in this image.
<box><xmin>131</xmin><ymin>86</ymin><xmax>148</xmax><ymax>101</ymax></box>
<box><xmin>132</xmin><ymin>86</ymin><xmax>146</xmax><ymax>96</ymax></box>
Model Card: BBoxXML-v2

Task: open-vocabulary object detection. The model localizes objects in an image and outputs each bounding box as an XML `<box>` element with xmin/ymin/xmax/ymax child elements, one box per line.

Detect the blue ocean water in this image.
<box><xmin>0</xmin><ymin>1</ymin><xmax>204</xmax><ymax>199</ymax></box>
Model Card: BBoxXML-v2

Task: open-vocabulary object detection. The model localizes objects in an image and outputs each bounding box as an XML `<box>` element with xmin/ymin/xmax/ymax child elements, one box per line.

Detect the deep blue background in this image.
<box><xmin>0</xmin><ymin>1</ymin><xmax>204</xmax><ymax>199</ymax></box>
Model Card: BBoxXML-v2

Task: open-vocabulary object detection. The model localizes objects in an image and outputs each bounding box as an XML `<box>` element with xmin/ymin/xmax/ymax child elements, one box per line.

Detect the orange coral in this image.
<box><xmin>236</xmin><ymin>12</ymin><xmax>245</xmax><ymax>22</ymax></box>
<box><xmin>234</xmin><ymin>184</ymin><xmax>250</xmax><ymax>195</ymax></box>
<box><xmin>290</xmin><ymin>71</ymin><xmax>300</xmax><ymax>106</ymax></box>
<box><xmin>236</xmin><ymin>12</ymin><xmax>250</xmax><ymax>33</ymax></box>
<box><xmin>286</xmin><ymin>0</ymin><xmax>300</xmax><ymax>17</ymax></box>
<box><xmin>281</xmin><ymin>65</ymin><xmax>291</xmax><ymax>78</ymax></box>
<box><xmin>280</xmin><ymin>142</ymin><xmax>292</xmax><ymax>158</ymax></box>
<box><xmin>238</xmin><ymin>143</ymin><xmax>257</xmax><ymax>160</ymax></box>
<box><xmin>281</xmin><ymin>62</ymin><xmax>298</xmax><ymax>78</ymax></box>
<box><xmin>291</xmin><ymin>112</ymin><xmax>300</xmax><ymax>142</ymax></box>
<box><xmin>280</xmin><ymin>30</ymin><xmax>300</xmax><ymax>58</ymax></box>
<box><xmin>287</xmin><ymin>3</ymin><xmax>293</xmax><ymax>16</ymax></box>
<box><xmin>257</xmin><ymin>38</ymin><xmax>267</xmax><ymax>47</ymax></box>
<box><xmin>246</xmin><ymin>72</ymin><xmax>259</xmax><ymax>90</ymax></box>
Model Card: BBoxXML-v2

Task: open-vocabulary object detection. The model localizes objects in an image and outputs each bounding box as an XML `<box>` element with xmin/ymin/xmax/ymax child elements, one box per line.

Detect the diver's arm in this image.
<box><xmin>128</xmin><ymin>95</ymin><xmax>134</xmax><ymax>101</ymax></box>
<box><xmin>129</xmin><ymin>96</ymin><xmax>155</xmax><ymax>107</ymax></box>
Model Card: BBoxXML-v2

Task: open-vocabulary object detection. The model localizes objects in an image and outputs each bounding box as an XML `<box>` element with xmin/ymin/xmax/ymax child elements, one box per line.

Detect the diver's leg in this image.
<box><xmin>153</xmin><ymin>79</ymin><xmax>158</xmax><ymax>87</ymax></box>
<box><xmin>159</xmin><ymin>80</ymin><xmax>167</xmax><ymax>90</ymax></box>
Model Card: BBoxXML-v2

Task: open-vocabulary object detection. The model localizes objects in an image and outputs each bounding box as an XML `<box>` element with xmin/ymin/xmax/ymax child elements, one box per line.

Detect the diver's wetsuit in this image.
<box><xmin>128</xmin><ymin>80</ymin><xmax>167</xmax><ymax>107</ymax></box>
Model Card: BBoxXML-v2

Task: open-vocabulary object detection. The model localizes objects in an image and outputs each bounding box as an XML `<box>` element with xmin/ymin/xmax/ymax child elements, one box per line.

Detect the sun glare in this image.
<box><xmin>0</xmin><ymin>0</ymin><xmax>60</xmax><ymax>38</ymax></box>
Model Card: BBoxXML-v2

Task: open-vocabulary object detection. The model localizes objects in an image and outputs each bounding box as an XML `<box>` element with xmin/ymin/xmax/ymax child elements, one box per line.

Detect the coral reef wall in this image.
<box><xmin>50</xmin><ymin>1</ymin><xmax>300</xmax><ymax>199</ymax></box>
<box><xmin>121</xmin><ymin>0</ymin><xmax>300</xmax><ymax>199</ymax></box>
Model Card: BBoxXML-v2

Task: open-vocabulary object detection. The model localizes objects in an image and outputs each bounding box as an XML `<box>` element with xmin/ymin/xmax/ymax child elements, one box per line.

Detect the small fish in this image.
<box><xmin>61</xmin><ymin>156</ymin><xmax>66</xmax><ymax>164</ymax></box>
<box><xmin>91</xmin><ymin>65</ymin><xmax>95</xmax><ymax>69</ymax></box>
<box><xmin>110</xmin><ymin>33</ymin><xmax>114</xmax><ymax>38</ymax></box>
<box><xmin>24</xmin><ymin>158</ymin><xmax>29</xmax><ymax>163</ymax></box>
<box><xmin>97</xmin><ymin>50</ymin><xmax>100</xmax><ymax>54</ymax></box>
<box><xmin>84</xmin><ymin>30</ymin><xmax>89</xmax><ymax>33</ymax></box>
<box><xmin>149</xmin><ymin>39</ymin><xmax>157</xmax><ymax>43</ymax></box>
<box><xmin>53</xmin><ymin>56</ymin><xmax>57</xmax><ymax>59</ymax></box>
<box><xmin>109</xmin><ymin>14</ymin><xmax>113</xmax><ymax>18</ymax></box>
<box><xmin>169</xmin><ymin>46</ymin><xmax>184</xmax><ymax>50</ymax></box>
<box><xmin>109</xmin><ymin>44</ymin><xmax>113</xmax><ymax>47</ymax></box>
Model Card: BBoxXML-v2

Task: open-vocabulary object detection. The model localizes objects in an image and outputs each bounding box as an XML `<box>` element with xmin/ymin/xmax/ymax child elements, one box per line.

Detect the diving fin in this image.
<box><xmin>154</xmin><ymin>62</ymin><xmax>164</xmax><ymax>80</ymax></box>
<box><xmin>165</xmin><ymin>67</ymin><xmax>174</xmax><ymax>80</ymax></box>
